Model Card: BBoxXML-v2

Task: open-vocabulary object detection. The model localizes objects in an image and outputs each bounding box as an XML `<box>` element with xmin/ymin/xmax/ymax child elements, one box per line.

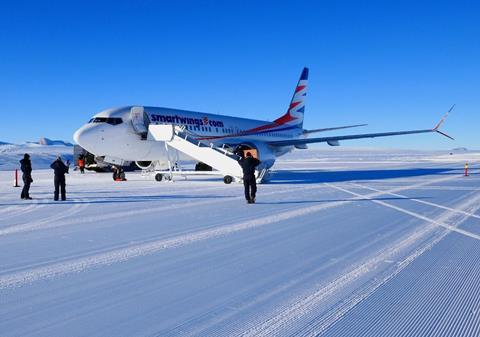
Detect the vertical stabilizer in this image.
<box><xmin>273</xmin><ymin>67</ymin><xmax>308</xmax><ymax>128</ymax></box>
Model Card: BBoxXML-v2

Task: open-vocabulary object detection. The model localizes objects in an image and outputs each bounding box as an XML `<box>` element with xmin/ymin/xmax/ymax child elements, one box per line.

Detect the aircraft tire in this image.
<box><xmin>223</xmin><ymin>175</ymin><xmax>233</xmax><ymax>184</ymax></box>
<box><xmin>155</xmin><ymin>173</ymin><xmax>163</xmax><ymax>182</ymax></box>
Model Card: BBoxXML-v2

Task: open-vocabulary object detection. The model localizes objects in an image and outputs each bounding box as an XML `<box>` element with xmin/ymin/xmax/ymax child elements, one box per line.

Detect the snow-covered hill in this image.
<box><xmin>1</xmin><ymin>142</ymin><xmax>479</xmax><ymax>172</ymax></box>
<box><xmin>0</xmin><ymin>142</ymin><xmax>73</xmax><ymax>171</ymax></box>
<box><xmin>37</xmin><ymin>137</ymin><xmax>73</xmax><ymax>146</ymax></box>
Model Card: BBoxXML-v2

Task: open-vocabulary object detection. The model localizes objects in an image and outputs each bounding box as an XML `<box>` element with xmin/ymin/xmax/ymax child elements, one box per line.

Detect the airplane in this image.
<box><xmin>73</xmin><ymin>67</ymin><xmax>453</xmax><ymax>183</ymax></box>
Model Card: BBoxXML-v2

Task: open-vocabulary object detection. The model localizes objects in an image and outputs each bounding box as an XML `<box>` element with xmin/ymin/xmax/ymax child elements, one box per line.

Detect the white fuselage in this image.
<box><xmin>73</xmin><ymin>106</ymin><xmax>302</xmax><ymax>169</ymax></box>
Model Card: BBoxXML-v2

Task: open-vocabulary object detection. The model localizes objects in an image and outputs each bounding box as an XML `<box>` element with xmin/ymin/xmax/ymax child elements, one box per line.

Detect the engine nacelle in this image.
<box><xmin>135</xmin><ymin>161</ymin><xmax>154</xmax><ymax>170</ymax></box>
<box><xmin>135</xmin><ymin>160</ymin><xmax>170</xmax><ymax>170</ymax></box>
<box><xmin>254</xmin><ymin>142</ymin><xmax>277</xmax><ymax>169</ymax></box>
<box><xmin>234</xmin><ymin>142</ymin><xmax>277</xmax><ymax>169</ymax></box>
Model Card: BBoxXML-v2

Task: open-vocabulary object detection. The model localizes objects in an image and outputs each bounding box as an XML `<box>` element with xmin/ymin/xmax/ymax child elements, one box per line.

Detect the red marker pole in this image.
<box><xmin>465</xmin><ymin>163</ymin><xmax>469</xmax><ymax>177</ymax></box>
<box><xmin>13</xmin><ymin>169</ymin><xmax>20</xmax><ymax>187</ymax></box>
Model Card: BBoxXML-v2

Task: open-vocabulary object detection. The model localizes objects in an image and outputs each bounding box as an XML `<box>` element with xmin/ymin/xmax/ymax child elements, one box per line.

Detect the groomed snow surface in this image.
<box><xmin>1</xmin><ymin>149</ymin><xmax>480</xmax><ymax>337</ymax></box>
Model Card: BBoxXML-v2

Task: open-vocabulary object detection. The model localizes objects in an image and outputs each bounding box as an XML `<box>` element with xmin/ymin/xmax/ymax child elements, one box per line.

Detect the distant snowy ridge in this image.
<box><xmin>1</xmin><ymin>143</ymin><xmax>477</xmax><ymax>172</ymax></box>
<box><xmin>0</xmin><ymin>141</ymin><xmax>73</xmax><ymax>171</ymax></box>
<box><xmin>37</xmin><ymin>137</ymin><xmax>73</xmax><ymax>146</ymax></box>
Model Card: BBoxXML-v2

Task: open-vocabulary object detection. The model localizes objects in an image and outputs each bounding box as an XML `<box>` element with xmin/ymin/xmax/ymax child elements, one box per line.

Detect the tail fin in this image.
<box><xmin>274</xmin><ymin>67</ymin><xmax>308</xmax><ymax>128</ymax></box>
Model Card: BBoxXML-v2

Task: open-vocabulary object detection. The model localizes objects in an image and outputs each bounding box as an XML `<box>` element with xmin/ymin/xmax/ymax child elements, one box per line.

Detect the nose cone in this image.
<box><xmin>73</xmin><ymin>127</ymin><xmax>83</xmax><ymax>145</ymax></box>
<box><xmin>73</xmin><ymin>124</ymin><xmax>100</xmax><ymax>153</ymax></box>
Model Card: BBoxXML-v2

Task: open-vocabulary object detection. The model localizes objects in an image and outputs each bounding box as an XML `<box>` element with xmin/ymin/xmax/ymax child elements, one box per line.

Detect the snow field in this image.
<box><xmin>1</xmin><ymin>150</ymin><xmax>480</xmax><ymax>336</ymax></box>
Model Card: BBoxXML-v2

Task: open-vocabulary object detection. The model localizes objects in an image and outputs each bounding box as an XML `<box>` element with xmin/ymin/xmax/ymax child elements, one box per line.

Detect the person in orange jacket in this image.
<box><xmin>78</xmin><ymin>155</ymin><xmax>86</xmax><ymax>174</ymax></box>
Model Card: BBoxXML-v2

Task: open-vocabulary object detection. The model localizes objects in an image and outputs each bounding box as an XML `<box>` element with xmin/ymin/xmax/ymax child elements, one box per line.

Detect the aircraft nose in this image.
<box><xmin>73</xmin><ymin>124</ymin><xmax>100</xmax><ymax>151</ymax></box>
<box><xmin>73</xmin><ymin>128</ymin><xmax>83</xmax><ymax>145</ymax></box>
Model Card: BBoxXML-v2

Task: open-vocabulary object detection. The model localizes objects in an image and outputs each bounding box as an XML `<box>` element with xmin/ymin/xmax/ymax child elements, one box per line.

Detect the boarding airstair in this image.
<box><xmin>148</xmin><ymin>124</ymin><xmax>245</xmax><ymax>183</ymax></box>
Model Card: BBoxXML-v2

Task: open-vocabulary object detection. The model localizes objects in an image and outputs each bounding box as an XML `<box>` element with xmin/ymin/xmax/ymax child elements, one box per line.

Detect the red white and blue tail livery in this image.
<box><xmin>274</xmin><ymin>67</ymin><xmax>308</xmax><ymax>128</ymax></box>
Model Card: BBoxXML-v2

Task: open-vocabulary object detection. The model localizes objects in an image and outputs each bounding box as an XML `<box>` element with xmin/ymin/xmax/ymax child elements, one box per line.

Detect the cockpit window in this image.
<box><xmin>89</xmin><ymin>117</ymin><xmax>123</xmax><ymax>125</ymax></box>
<box><xmin>108</xmin><ymin>118</ymin><xmax>123</xmax><ymax>125</ymax></box>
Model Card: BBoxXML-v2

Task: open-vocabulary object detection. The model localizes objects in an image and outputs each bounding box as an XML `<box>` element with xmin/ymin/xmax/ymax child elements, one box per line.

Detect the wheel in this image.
<box><xmin>223</xmin><ymin>175</ymin><xmax>233</xmax><ymax>184</ymax></box>
<box><xmin>155</xmin><ymin>173</ymin><xmax>163</xmax><ymax>182</ymax></box>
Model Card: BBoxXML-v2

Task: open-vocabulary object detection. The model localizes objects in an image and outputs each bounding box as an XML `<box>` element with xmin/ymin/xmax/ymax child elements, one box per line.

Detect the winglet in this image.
<box><xmin>433</xmin><ymin>104</ymin><xmax>455</xmax><ymax>140</ymax></box>
<box><xmin>436</xmin><ymin>129</ymin><xmax>455</xmax><ymax>140</ymax></box>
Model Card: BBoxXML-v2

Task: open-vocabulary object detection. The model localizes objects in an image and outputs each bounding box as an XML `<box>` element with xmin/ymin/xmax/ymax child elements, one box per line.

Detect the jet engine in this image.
<box><xmin>135</xmin><ymin>160</ymin><xmax>170</xmax><ymax>171</ymax></box>
<box><xmin>135</xmin><ymin>161</ymin><xmax>154</xmax><ymax>170</ymax></box>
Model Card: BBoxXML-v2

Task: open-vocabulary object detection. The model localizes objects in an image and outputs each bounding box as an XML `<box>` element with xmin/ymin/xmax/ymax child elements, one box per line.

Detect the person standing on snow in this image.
<box><xmin>50</xmin><ymin>156</ymin><xmax>70</xmax><ymax>201</ymax></box>
<box><xmin>78</xmin><ymin>155</ymin><xmax>86</xmax><ymax>174</ymax></box>
<box><xmin>238</xmin><ymin>152</ymin><xmax>260</xmax><ymax>204</ymax></box>
<box><xmin>20</xmin><ymin>153</ymin><xmax>33</xmax><ymax>200</ymax></box>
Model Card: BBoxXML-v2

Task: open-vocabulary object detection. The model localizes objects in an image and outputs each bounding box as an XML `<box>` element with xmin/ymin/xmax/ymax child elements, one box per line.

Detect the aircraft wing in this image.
<box><xmin>303</xmin><ymin>123</ymin><xmax>367</xmax><ymax>134</ymax></box>
<box><xmin>269</xmin><ymin>106</ymin><xmax>455</xmax><ymax>147</ymax></box>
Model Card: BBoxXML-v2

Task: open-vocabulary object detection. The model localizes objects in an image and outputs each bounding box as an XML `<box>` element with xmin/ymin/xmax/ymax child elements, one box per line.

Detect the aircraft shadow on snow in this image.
<box><xmin>269</xmin><ymin>167</ymin><xmax>458</xmax><ymax>184</ymax></box>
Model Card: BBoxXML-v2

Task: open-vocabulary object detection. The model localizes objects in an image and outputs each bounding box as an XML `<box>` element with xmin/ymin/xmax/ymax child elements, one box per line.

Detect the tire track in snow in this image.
<box><xmin>0</xmin><ymin>195</ymin><xmax>356</xmax><ymax>289</ymax></box>
<box><xmin>0</xmin><ymin>175</ymin><xmax>459</xmax><ymax>289</ymax></box>
<box><xmin>0</xmin><ymin>184</ymin><xmax>233</xmax><ymax>233</ymax></box>
<box><xmin>0</xmin><ymin>201</ymin><xmax>46</xmax><ymax>221</ymax></box>
<box><xmin>298</xmin><ymin>187</ymin><xmax>480</xmax><ymax>337</ymax></box>
<box><xmin>0</xmin><ymin>183</ymin><xmax>322</xmax><ymax>237</ymax></box>
<box><xmin>236</xmin><ymin>185</ymin><xmax>480</xmax><ymax>337</ymax></box>
<box><xmin>152</xmin><ymin>213</ymin><xmax>416</xmax><ymax>337</ymax></box>
<box><xmin>318</xmin><ymin>197</ymin><xmax>480</xmax><ymax>337</ymax></box>
<box><xmin>0</xmin><ymin>171</ymin><xmax>461</xmax><ymax>237</ymax></box>
<box><xmin>0</xmin><ymin>198</ymin><xmax>90</xmax><ymax>235</ymax></box>
<box><xmin>349</xmin><ymin>182</ymin><xmax>480</xmax><ymax>220</ymax></box>
<box><xmin>329</xmin><ymin>184</ymin><xmax>480</xmax><ymax>241</ymax></box>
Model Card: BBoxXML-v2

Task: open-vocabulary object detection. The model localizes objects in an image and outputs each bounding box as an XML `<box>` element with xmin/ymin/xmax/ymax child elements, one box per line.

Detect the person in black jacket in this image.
<box><xmin>238</xmin><ymin>152</ymin><xmax>261</xmax><ymax>204</ymax></box>
<box><xmin>50</xmin><ymin>156</ymin><xmax>70</xmax><ymax>201</ymax></box>
<box><xmin>20</xmin><ymin>153</ymin><xmax>33</xmax><ymax>200</ymax></box>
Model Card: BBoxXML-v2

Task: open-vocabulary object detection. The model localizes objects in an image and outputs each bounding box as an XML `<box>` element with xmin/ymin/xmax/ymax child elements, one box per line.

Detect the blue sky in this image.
<box><xmin>0</xmin><ymin>0</ymin><xmax>478</xmax><ymax>149</ymax></box>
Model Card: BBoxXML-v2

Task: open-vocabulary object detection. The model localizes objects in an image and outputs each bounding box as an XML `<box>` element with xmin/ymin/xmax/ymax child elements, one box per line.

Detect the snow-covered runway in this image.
<box><xmin>1</xmin><ymin>150</ymin><xmax>480</xmax><ymax>336</ymax></box>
